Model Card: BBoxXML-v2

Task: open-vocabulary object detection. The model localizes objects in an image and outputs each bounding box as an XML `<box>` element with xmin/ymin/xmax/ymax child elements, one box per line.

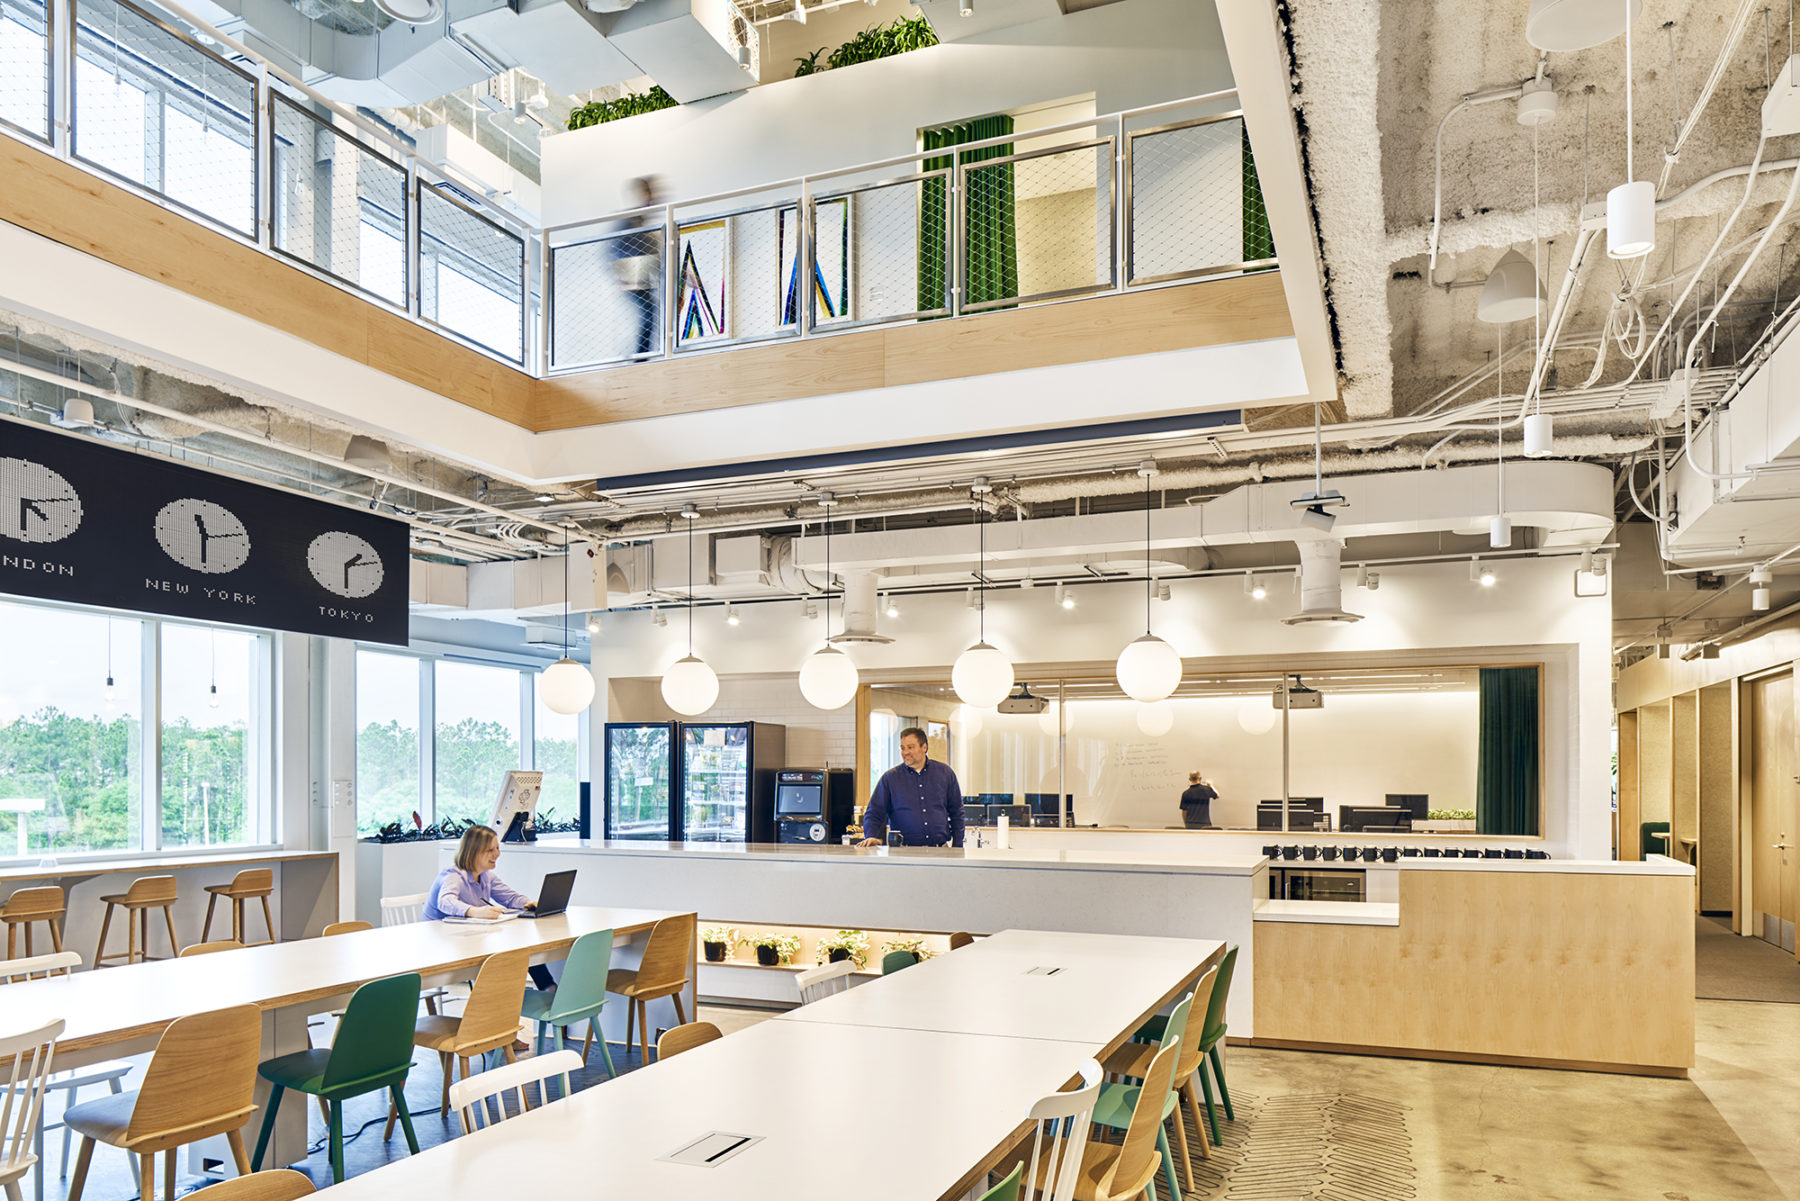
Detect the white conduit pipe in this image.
<box><xmin>1427</xmin><ymin>86</ymin><xmax>1524</xmax><ymax>272</ymax></box>
<box><xmin>1655</xmin><ymin>0</ymin><xmax>1761</xmax><ymax>196</ymax></box>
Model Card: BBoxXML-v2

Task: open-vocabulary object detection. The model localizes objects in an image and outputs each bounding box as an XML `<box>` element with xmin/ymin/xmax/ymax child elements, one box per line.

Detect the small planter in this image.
<box><xmin>756</xmin><ymin>945</ymin><xmax>781</xmax><ymax>967</ymax></box>
<box><xmin>704</xmin><ymin>941</ymin><xmax>728</xmax><ymax>963</ymax></box>
<box><xmin>828</xmin><ymin>947</ymin><xmax>852</xmax><ymax>963</ymax></box>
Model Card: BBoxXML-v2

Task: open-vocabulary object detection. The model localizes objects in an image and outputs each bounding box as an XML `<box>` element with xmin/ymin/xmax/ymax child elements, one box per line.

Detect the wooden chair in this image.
<box><xmin>1016</xmin><ymin>1044</ymin><xmax>1180</xmax><ymax>1201</ymax></box>
<box><xmin>0</xmin><ymin>1018</ymin><xmax>64</xmax><ymax>1201</ymax></box>
<box><xmin>654</xmin><ymin>1022</ymin><xmax>721</xmax><ymax>1062</ymax></box>
<box><xmin>178</xmin><ymin>940</ymin><xmax>244</xmax><ymax>958</ymax></box>
<box><xmin>1</xmin><ymin>888</ymin><xmax>66</xmax><ymax>959</ymax></box>
<box><xmin>64</xmin><ymin>1005</ymin><xmax>262</xmax><ymax>1201</ymax></box>
<box><xmin>794</xmin><ymin>959</ymin><xmax>855</xmax><ymax>1004</ymax></box>
<box><xmin>0</xmin><ymin>955</ymin><xmax>133</xmax><ymax>1201</ymax></box>
<box><xmin>1102</xmin><ymin>964</ymin><xmax>1220</xmax><ymax>1172</ymax></box>
<box><xmin>385</xmin><ymin>947</ymin><xmax>530</xmax><ymax>1138</ymax></box>
<box><xmin>93</xmin><ymin>876</ymin><xmax>179</xmax><ymax>968</ymax></box>
<box><xmin>186</xmin><ymin>1169</ymin><xmax>314</xmax><ymax>1201</ymax></box>
<box><xmin>447</xmin><ymin>1050</ymin><xmax>582</xmax><ymax>1133</ymax></box>
<box><xmin>202</xmin><ymin>870</ymin><xmax>276</xmax><ymax>946</ymax></box>
<box><xmin>606</xmin><ymin>914</ymin><xmax>695</xmax><ymax>1067</ymax></box>
<box><xmin>949</xmin><ymin>930</ymin><xmax>976</xmax><ymax>950</ymax></box>
<box><xmin>322</xmin><ymin>921</ymin><xmax>373</xmax><ymax>937</ymax></box>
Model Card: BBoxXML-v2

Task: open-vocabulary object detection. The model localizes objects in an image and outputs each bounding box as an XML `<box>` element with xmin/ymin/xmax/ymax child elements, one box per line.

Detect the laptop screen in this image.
<box><xmin>534</xmin><ymin>869</ymin><xmax>576</xmax><ymax>914</ymax></box>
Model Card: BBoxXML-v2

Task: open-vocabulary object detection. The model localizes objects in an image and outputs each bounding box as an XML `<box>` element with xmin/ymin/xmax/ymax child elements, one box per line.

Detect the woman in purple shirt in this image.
<box><xmin>423</xmin><ymin>824</ymin><xmax>537</xmax><ymax>920</ymax></box>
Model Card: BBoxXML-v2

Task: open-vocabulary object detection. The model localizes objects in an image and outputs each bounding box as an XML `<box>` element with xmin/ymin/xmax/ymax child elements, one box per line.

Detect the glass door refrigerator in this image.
<box><xmin>603</xmin><ymin>722</ymin><xmax>679</xmax><ymax>840</ymax></box>
<box><xmin>678</xmin><ymin>722</ymin><xmax>787</xmax><ymax>843</ymax></box>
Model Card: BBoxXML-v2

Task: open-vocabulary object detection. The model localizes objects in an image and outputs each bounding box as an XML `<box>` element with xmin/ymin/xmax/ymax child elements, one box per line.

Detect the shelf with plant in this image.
<box><xmin>792</xmin><ymin>13</ymin><xmax>937</xmax><ymax>78</ymax></box>
<box><xmin>695</xmin><ymin>920</ymin><xmax>954</xmax><ymax>974</ymax></box>
<box><xmin>566</xmin><ymin>85</ymin><xmax>679</xmax><ymax>131</ymax></box>
<box><xmin>814</xmin><ymin>929</ymin><xmax>869</xmax><ymax>968</ymax></box>
<box><xmin>749</xmin><ymin>932</ymin><xmax>804</xmax><ymax>966</ymax></box>
<box><xmin>882</xmin><ymin>935</ymin><xmax>934</xmax><ymax>966</ymax></box>
<box><xmin>701</xmin><ymin>925</ymin><xmax>742</xmax><ymax>963</ymax></box>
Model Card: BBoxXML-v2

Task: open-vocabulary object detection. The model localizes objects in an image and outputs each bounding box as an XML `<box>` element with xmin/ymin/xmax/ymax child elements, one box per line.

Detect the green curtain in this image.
<box><xmin>1476</xmin><ymin>667</ymin><xmax>1540</xmax><ymax>836</ymax></box>
<box><xmin>1241</xmin><ymin>123</ymin><xmax>1274</xmax><ymax>265</ymax></box>
<box><xmin>918</xmin><ymin>116</ymin><xmax>1018</xmax><ymax>315</ymax></box>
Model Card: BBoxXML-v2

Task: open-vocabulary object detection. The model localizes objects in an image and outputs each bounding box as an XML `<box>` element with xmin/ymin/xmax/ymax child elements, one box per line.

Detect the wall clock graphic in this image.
<box><xmin>154</xmin><ymin>499</ymin><xmax>251</xmax><ymax>573</ymax></box>
<box><xmin>308</xmin><ymin>531</ymin><xmax>385</xmax><ymax>599</ymax></box>
<box><xmin>0</xmin><ymin>458</ymin><xmax>84</xmax><ymax>544</ymax></box>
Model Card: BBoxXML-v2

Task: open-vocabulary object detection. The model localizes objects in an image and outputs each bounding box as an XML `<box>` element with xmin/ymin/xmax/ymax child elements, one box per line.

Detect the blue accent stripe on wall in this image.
<box><xmin>594</xmin><ymin>410</ymin><xmax>1244</xmax><ymax>492</ymax></box>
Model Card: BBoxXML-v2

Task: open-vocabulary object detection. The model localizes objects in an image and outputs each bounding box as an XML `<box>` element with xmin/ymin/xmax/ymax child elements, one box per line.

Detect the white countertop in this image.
<box><xmin>1253</xmin><ymin>899</ymin><xmax>1400</xmax><ymax>926</ymax></box>
<box><xmin>506</xmin><ymin>839</ymin><xmax>1269</xmax><ymax>876</ymax></box>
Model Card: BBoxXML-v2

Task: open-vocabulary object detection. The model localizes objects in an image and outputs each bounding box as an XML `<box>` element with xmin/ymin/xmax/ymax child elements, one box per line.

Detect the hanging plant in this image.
<box><xmin>567</xmin><ymin>85</ymin><xmax>679</xmax><ymax>131</ymax></box>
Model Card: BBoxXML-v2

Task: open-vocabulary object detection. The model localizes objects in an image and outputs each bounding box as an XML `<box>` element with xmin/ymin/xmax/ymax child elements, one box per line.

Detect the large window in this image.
<box><xmin>355</xmin><ymin>649</ymin><xmax>421</xmax><ymax>836</ymax></box>
<box><xmin>0</xmin><ymin>599</ymin><xmax>272</xmax><ymax>862</ymax></box>
<box><xmin>533</xmin><ymin>687</ymin><xmax>579</xmax><ymax>827</ymax></box>
<box><xmin>435</xmin><ymin>660</ymin><xmax>522</xmax><ymax>826</ymax></box>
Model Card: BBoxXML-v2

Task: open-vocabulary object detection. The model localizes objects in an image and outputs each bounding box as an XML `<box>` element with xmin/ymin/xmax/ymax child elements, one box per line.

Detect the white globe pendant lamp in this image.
<box><xmin>1114</xmin><ymin>462</ymin><xmax>1182</xmax><ymax>704</ymax></box>
<box><xmin>660</xmin><ymin>506</ymin><xmax>719</xmax><ymax>716</ymax></box>
<box><xmin>1607</xmin><ymin>2</ymin><xmax>1654</xmax><ymax>259</ymax></box>
<box><xmin>798</xmin><ymin>494</ymin><xmax>860</xmax><ymax>710</ymax></box>
<box><xmin>1136</xmin><ymin>700</ymin><xmax>1174</xmax><ymax>737</ymax></box>
<box><xmin>540</xmin><ymin>525</ymin><xmax>596</xmax><ymax>715</ymax></box>
<box><xmin>952</xmin><ymin>479</ymin><xmax>1014</xmax><ymax>707</ymax></box>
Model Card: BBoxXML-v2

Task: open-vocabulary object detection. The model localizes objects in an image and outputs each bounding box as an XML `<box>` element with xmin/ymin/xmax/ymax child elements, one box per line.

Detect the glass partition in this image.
<box><xmin>158</xmin><ymin>622</ymin><xmax>266</xmax><ymax>848</ymax></box>
<box><xmin>355</xmin><ymin>649</ymin><xmax>421</xmax><ymax>835</ymax></box>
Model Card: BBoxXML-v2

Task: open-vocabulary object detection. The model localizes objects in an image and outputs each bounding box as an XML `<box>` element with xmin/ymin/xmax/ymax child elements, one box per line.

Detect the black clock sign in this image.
<box><xmin>0</xmin><ymin>420</ymin><xmax>409</xmax><ymax>645</ymax></box>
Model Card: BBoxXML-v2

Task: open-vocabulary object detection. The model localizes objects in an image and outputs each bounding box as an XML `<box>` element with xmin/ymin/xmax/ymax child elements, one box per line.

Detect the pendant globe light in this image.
<box><xmin>798</xmin><ymin>493</ymin><xmax>860</xmax><ymax>710</ymax></box>
<box><xmin>951</xmin><ymin>478</ymin><xmax>1014</xmax><ymax>708</ymax></box>
<box><xmin>540</xmin><ymin>524</ymin><xmax>596</xmax><ymax>715</ymax></box>
<box><xmin>661</xmin><ymin>505</ymin><xmax>719</xmax><ymax>716</ymax></box>
<box><xmin>1115</xmin><ymin>462</ymin><xmax>1182</xmax><ymax>703</ymax></box>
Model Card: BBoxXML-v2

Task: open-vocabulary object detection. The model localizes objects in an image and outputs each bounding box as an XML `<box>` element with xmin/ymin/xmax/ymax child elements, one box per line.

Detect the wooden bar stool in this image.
<box><xmin>93</xmin><ymin>875</ymin><xmax>180</xmax><ymax>967</ymax></box>
<box><xmin>202</xmin><ymin>868</ymin><xmax>276</xmax><ymax>946</ymax></box>
<box><xmin>1</xmin><ymin>886</ymin><xmax>66</xmax><ymax>957</ymax></box>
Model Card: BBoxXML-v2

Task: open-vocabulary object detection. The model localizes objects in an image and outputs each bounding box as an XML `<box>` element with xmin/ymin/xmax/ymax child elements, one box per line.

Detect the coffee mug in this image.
<box><xmin>1301</xmin><ymin>845</ymin><xmax>1319</xmax><ymax>861</ymax></box>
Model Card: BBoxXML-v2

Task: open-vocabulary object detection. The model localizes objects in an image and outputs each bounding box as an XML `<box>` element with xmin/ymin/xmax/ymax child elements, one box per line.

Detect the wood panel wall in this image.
<box><xmin>1639</xmin><ymin>703</ymin><xmax>1673</xmax><ymax>845</ymax></box>
<box><xmin>1672</xmin><ymin>692</ymin><xmax>1698</xmax><ymax>881</ymax></box>
<box><xmin>1253</xmin><ymin>868</ymin><xmax>1695</xmax><ymax>1074</ymax></box>
<box><xmin>1617</xmin><ymin>710</ymin><xmax>1639</xmax><ymax>861</ymax></box>
<box><xmin>1697</xmin><ymin>683</ymin><xmax>1736</xmax><ymax>914</ymax></box>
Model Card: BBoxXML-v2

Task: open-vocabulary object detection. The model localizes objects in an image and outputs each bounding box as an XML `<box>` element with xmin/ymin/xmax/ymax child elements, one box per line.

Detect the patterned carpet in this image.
<box><xmin>1177</xmin><ymin>1088</ymin><xmax>1417</xmax><ymax>1201</ymax></box>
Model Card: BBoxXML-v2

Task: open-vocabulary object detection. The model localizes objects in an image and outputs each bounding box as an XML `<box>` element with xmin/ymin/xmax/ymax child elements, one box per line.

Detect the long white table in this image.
<box><xmin>297</xmin><ymin>927</ymin><xmax>1221</xmax><ymax>1201</ymax></box>
<box><xmin>2</xmin><ymin>906</ymin><xmax>688</xmax><ymax>1167</ymax></box>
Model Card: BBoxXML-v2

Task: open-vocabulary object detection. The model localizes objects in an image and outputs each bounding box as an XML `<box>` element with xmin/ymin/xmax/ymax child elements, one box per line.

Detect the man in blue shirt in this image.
<box><xmin>859</xmin><ymin>726</ymin><xmax>965</xmax><ymax>847</ymax></box>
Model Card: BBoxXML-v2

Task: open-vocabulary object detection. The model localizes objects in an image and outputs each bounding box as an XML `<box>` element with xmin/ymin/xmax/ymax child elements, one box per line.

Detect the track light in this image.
<box><xmin>1580</xmin><ymin>550</ymin><xmax>1594</xmax><ymax>575</ymax></box>
<box><xmin>1354</xmin><ymin>564</ymin><xmax>1368</xmax><ymax>588</ymax></box>
<box><xmin>885</xmin><ymin>594</ymin><xmax>900</xmax><ymax>619</ymax></box>
<box><xmin>1471</xmin><ymin>557</ymin><xmax>1496</xmax><ymax>587</ymax></box>
<box><xmin>651</xmin><ymin>605</ymin><xmax>667</xmax><ymax>628</ymax></box>
<box><xmin>1296</xmin><ymin>503</ymin><xmax>1337</xmax><ymax>532</ymax></box>
<box><xmin>1751</xmin><ymin>567</ymin><xmax>1773</xmax><ymax>611</ymax></box>
<box><xmin>1156</xmin><ymin>581</ymin><xmax>1172</xmax><ymax>602</ymax></box>
<box><xmin>1365</xmin><ymin>571</ymin><xmax>1380</xmax><ymax>592</ymax></box>
<box><xmin>1055</xmin><ymin>582</ymin><xmax>1075</xmax><ymax>610</ymax></box>
<box><xmin>960</xmin><ymin>0</ymin><xmax>973</xmax><ymax>15</ymax></box>
<box><xmin>725</xmin><ymin>603</ymin><xmax>739</xmax><ymax>626</ymax></box>
<box><xmin>586</xmin><ymin>616</ymin><xmax>602</xmax><ymax>634</ymax></box>
<box><xmin>1244</xmin><ymin>572</ymin><xmax>1266</xmax><ymax>600</ymax></box>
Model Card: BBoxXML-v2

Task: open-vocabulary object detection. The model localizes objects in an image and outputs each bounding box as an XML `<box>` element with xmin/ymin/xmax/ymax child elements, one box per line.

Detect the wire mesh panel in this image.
<box><xmin>269</xmin><ymin>93</ymin><xmax>408</xmax><ymax>308</ymax></box>
<box><xmin>669</xmin><ymin>196</ymin><xmax>800</xmax><ymax>351</ymax></box>
<box><xmin>808</xmin><ymin>167</ymin><xmax>948</xmax><ymax>330</ymax></box>
<box><xmin>961</xmin><ymin>138</ymin><xmax>1114</xmax><ymax>312</ymax></box>
<box><xmin>549</xmin><ymin>222</ymin><xmax>667</xmax><ymax>369</ymax></box>
<box><xmin>418</xmin><ymin>182</ymin><xmax>525</xmax><ymax>363</ymax></box>
<box><xmin>0</xmin><ymin>0</ymin><xmax>51</xmax><ymax>141</ymax></box>
<box><xmin>1127</xmin><ymin>114</ymin><xmax>1276</xmax><ymax>286</ymax></box>
<box><xmin>72</xmin><ymin>0</ymin><xmax>257</xmax><ymax>238</ymax></box>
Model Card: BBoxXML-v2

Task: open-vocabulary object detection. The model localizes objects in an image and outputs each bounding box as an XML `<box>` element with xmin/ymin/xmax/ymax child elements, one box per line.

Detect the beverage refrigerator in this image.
<box><xmin>679</xmin><ymin>722</ymin><xmax>787</xmax><ymax>844</ymax></box>
<box><xmin>601</xmin><ymin>722</ymin><xmax>678</xmax><ymax>840</ymax></box>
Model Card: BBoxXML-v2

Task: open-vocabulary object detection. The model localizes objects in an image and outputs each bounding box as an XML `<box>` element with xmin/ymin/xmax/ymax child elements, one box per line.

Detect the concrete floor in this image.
<box><xmin>26</xmin><ymin>981</ymin><xmax>1800</xmax><ymax>1201</ymax></box>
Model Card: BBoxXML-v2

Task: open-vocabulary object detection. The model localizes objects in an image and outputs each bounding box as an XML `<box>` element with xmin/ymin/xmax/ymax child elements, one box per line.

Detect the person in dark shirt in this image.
<box><xmin>1179</xmin><ymin>771</ymin><xmax>1219</xmax><ymax>829</ymax></box>
<box><xmin>859</xmin><ymin>726</ymin><xmax>965</xmax><ymax>847</ymax></box>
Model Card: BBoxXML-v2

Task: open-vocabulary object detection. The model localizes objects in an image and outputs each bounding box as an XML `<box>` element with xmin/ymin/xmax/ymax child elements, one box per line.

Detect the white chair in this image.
<box><xmin>446</xmin><ymin>1050</ymin><xmax>582</xmax><ymax>1135</ymax></box>
<box><xmin>0</xmin><ymin>1018</ymin><xmax>64</xmax><ymax>1201</ymax></box>
<box><xmin>0</xmin><ymin>955</ymin><xmax>133</xmax><ymax>1201</ymax></box>
<box><xmin>794</xmin><ymin>959</ymin><xmax>856</xmax><ymax>1004</ymax></box>
<box><xmin>381</xmin><ymin>893</ymin><xmax>453</xmax><ymax>1015</ymax></box>
<box><xmin>1013</xmin><ymin>1059</ymin><xmax>1104</xmax><ymax>1201</ymax></box>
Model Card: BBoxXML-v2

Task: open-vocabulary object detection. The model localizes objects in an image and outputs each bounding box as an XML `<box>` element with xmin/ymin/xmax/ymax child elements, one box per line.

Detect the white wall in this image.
<box><xmin>541</xmin><ymin>0</ymin><xmax>1234</xmax><ymax>226</ymax></box>
<box><xmin>587</xmin><ymin>555</ymin><xmax>1613</xmax><ymax>858</ymax></box>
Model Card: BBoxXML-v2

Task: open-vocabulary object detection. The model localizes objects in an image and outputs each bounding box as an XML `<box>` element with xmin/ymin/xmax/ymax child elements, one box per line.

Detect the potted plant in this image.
<box><xmin>701</xmin><ymin>925</ymin><xmax>739</xmax><ymax>963</ymax></box>
<box><xmin>815</xmin><ymin>929</ymin><xmax>869</xmax><ymax>968</ymax></box>
<box><xmin>882</xmin><ymin>936</ymin><xmax>933</xmax><ymax>965</ymax></box>
<box><xmin>1425</xmin><ymin>808</ymin><xmax>1478</xmax><ymax>832</ymax></box>
<box><xmin>751</xmin><ymin>933</ymin><xmax>802</xmax><ymax>966</ymax></box>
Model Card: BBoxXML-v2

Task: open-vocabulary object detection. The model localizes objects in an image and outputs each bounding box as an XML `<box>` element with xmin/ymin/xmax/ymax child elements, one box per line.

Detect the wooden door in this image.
<box><xmin>1747</xmin><ymin>672</ymin><xmax>1799</xmax><ymax>953</ymax></box>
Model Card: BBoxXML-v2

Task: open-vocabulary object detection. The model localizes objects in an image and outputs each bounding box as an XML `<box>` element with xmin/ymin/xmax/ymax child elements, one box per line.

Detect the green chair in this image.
<box><xmin>1135</xmin><ymin>946</ymin><xmax>1238</xmax><ymax>1144</ymax></box>
<box><xmin>978</xmin><ymin>1162</ymin><xmax>1022</xmax><ymax>1201</ymax></box>
<box><xmin>522</xmin><ymin>928</ymin><xmax>618</xmax><ymax>1095</ymax></box>
<box><xmin>881</xmin><ymin>950</ymin><xmax>918</xmax><ymax>974</ymax></box>
<box><xmin>251</xmin><ymin>972</ymin><xmax>423</xmax><ymax>1183</ymax></box>
<box><xmin>1093</xmin><ymin>989</ymin><xmax>1194</xmax><ymax>1201</ymax></box>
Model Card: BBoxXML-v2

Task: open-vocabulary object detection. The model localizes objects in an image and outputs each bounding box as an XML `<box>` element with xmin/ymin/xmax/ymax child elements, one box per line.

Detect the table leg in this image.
<box><xmin>246</xmin><ymin>1006</ymin><xmax>312</xmax><ymax>1167</ymax></box>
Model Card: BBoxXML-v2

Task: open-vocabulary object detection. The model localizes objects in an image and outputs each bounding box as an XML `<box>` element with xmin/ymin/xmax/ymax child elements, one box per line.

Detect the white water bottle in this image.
<box><xmin>997</xmin><ymin>812</ymin><xmax>1011</xmax><ymax>849</ymax></box>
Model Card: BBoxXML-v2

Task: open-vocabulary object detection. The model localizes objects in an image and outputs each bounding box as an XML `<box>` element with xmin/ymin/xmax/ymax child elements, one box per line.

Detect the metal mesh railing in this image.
<box><xmin>72</xmin><ymin>0</ymin><xmax>257</xmax><ymax>238</ymax></box>
<box><xmin>1127</xmin><ymin>113</ymin><xmax>1275</xmax><ymax>286</ymax></box>
<box><xmin>669</xmin><ymin>193</ymin><xmax>802</xmax><ymax>351</ymax></box>
<box><xmin>0</xmin><ymin>0</ymin><xmax>51</xmax><ymax>141</ymax></box>
<box><xmin>807</xmin><ymin>163</ymin><xmax>951</xmax><ymax>330</ymax></box>
<box><xmin>418</xmin><ymin>183</ymin><xmax>526</xmax><ymax>363</ymax></box>
<box><xmin>549</xmin><ymin>223</ymin><xmax>666</xmax><ymax>368</ymax></box>
<box><xmin>270</xmin><ymin>93</ymin><xmax>409</xmax><ymax>309</ymax></box>
<box><xmin>961</xmin><ymin>138</ymin><xmax>1115</xmax><ymax>312</ymax></box>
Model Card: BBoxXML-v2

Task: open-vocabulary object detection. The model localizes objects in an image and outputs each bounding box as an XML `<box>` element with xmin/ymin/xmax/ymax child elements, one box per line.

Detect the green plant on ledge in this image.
<box><xmin>701</xmin><ymin>925</ymin><xmax>741</xmax><ymax>946</ymax></box>
<box><xmin>793</xmin><ymin>46</ymin><xmax>827</xmax><ymax>77</ymax></box>
<box><xmin>824</xmin><ymin>14</ymin><xmax>937</xmax><ymax>72</ymax></box>
<box><xmin>751</xmin><ymin>932</ymin><xmax>803</xmax><ymax>965</ymax></box>
<box><xmin>1427</xmin><ymin>808</ymin><xmax>1476</xmax><ymax>821</ymax></box>
<box><xmin>815</xmin><ymin>929</ymin><xmax>870</xmax><ymax>968</ymax></box>
<box><xmin>883</xmin><ymin>935</ymin><xmax>933</xmax><ymax>962</ymax></box>
<box><xmin>567</xmin><ymin>85</ymin><xmax>679</xmax><ymax>131</ymax></box>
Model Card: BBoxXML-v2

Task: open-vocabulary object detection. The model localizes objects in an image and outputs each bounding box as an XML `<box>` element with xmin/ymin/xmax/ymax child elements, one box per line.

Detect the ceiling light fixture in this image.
<box><xmin>373</xmin><ymin>0</ymin><xmax>442</xmax><ymax>23</ymax></box>
<box><xmin>1245</xmin><ymin>571</ymin><xmax>1267</xmax><ymax>600</ymax></box>
<box><xmin>952</xmin><ymin>478</ymin><xmax>1014</xmax><ymax>708</ymax></box>
<box><xmin>799</xmin><ymin>493</ymin><xmax>859</xmax><ymax>710</ymax></box>
<box><xmin>1607</xmin><ymin>0</ymin><xmax>1654</xmax><ymax>259</ymax></box>
<box><xmin>586</xmin><ymin>616</ymin><xmax>602</xmax><ymax>635</ymax></box>
<box><xmin>1115</xmin><ymin>462</ymin><xmax>1182</xmax><ymax>704</ymax></box>
<box><xmin>1365</xmin><ymin>571</ymin><xmax>1381</xmax><ymax>592</ymax></box>
<box><xmin>1471</xmin><ymin>557</ymin><xmax>1497</xmax><ymax>588</ymax></box>
<box><xmin>541</xmin><ymin>525</ymin><xmax>596</xmax><ymax>715</ymax></box>
<box><xmin>1056</xmin><ymin>582</ymin><xmax>1075</xmax><ymax>610</ymax></box>
<box><xmin>54</xmin><ymin>397</ymin><xmax>98</xmax><ymax>429</ymax></box>
<box><xmin>725</xmin><ymin>603</ymin><xmax>740</xmax><ymax>626</ymax></box>
<box><xmin>1526</xmin><ymin>0</ymin><xmax>1641</xmax><ymax>51</ymax></box>
<box><xmin>1751</xmin><ymin>567</ymin><xmax>1773</xmax><ymax>612</ymax></box>
<box><xmin>1157</xmin><ymin>581</ymin><xmax>1172</xmax><ymax>603</ymax></box>
<box><xmin>660</xmin><ymin>507</ymin><xmax>718</xmax><ymax>715</ymax></box>
<box><xmin>960</xmin><ymin>0</ymin><xmax>973</xmax><ymax>15</ymax></box>
<box><xmin>1476</xmin><ymin>249</ymin><xmax>1544</xmax><ymax>324</ymax></box>
<box><xmin>1291</xmin><ymin>403</ymin><xmax>1346</xmax><ymax>531</ymax></box>
<box><xmin>884</xmin><ymin>594</ymin><xmax>900</xmax><ymax>619</ymax></box>
<box><xmin>343</xmin><ymin>434</ymin><xmax>391</xmax><ymax>473</ymax></box>
<box><xmin>737</xmin><ymin>42</ymin><xmax>752</xmax><ymax>69</ymax></box>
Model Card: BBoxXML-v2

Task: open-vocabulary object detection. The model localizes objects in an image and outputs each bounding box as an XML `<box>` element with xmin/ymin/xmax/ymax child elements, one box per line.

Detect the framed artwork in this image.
<box><xmin>676</xmin><ymin>218</ymin><xmax>729</xmax><ymax>345</ymax></box>
<box><xmin>779</xmin><ymin>197</ymin><xmax>852</xmax><ymax>328</ymax></box>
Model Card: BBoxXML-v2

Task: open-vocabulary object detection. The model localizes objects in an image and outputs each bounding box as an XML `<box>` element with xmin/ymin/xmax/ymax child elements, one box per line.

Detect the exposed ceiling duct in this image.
<box><xmin>1282</xmin><ymin>538</ymin><xmax>1362</xmax><ymax>624</ymax></box>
